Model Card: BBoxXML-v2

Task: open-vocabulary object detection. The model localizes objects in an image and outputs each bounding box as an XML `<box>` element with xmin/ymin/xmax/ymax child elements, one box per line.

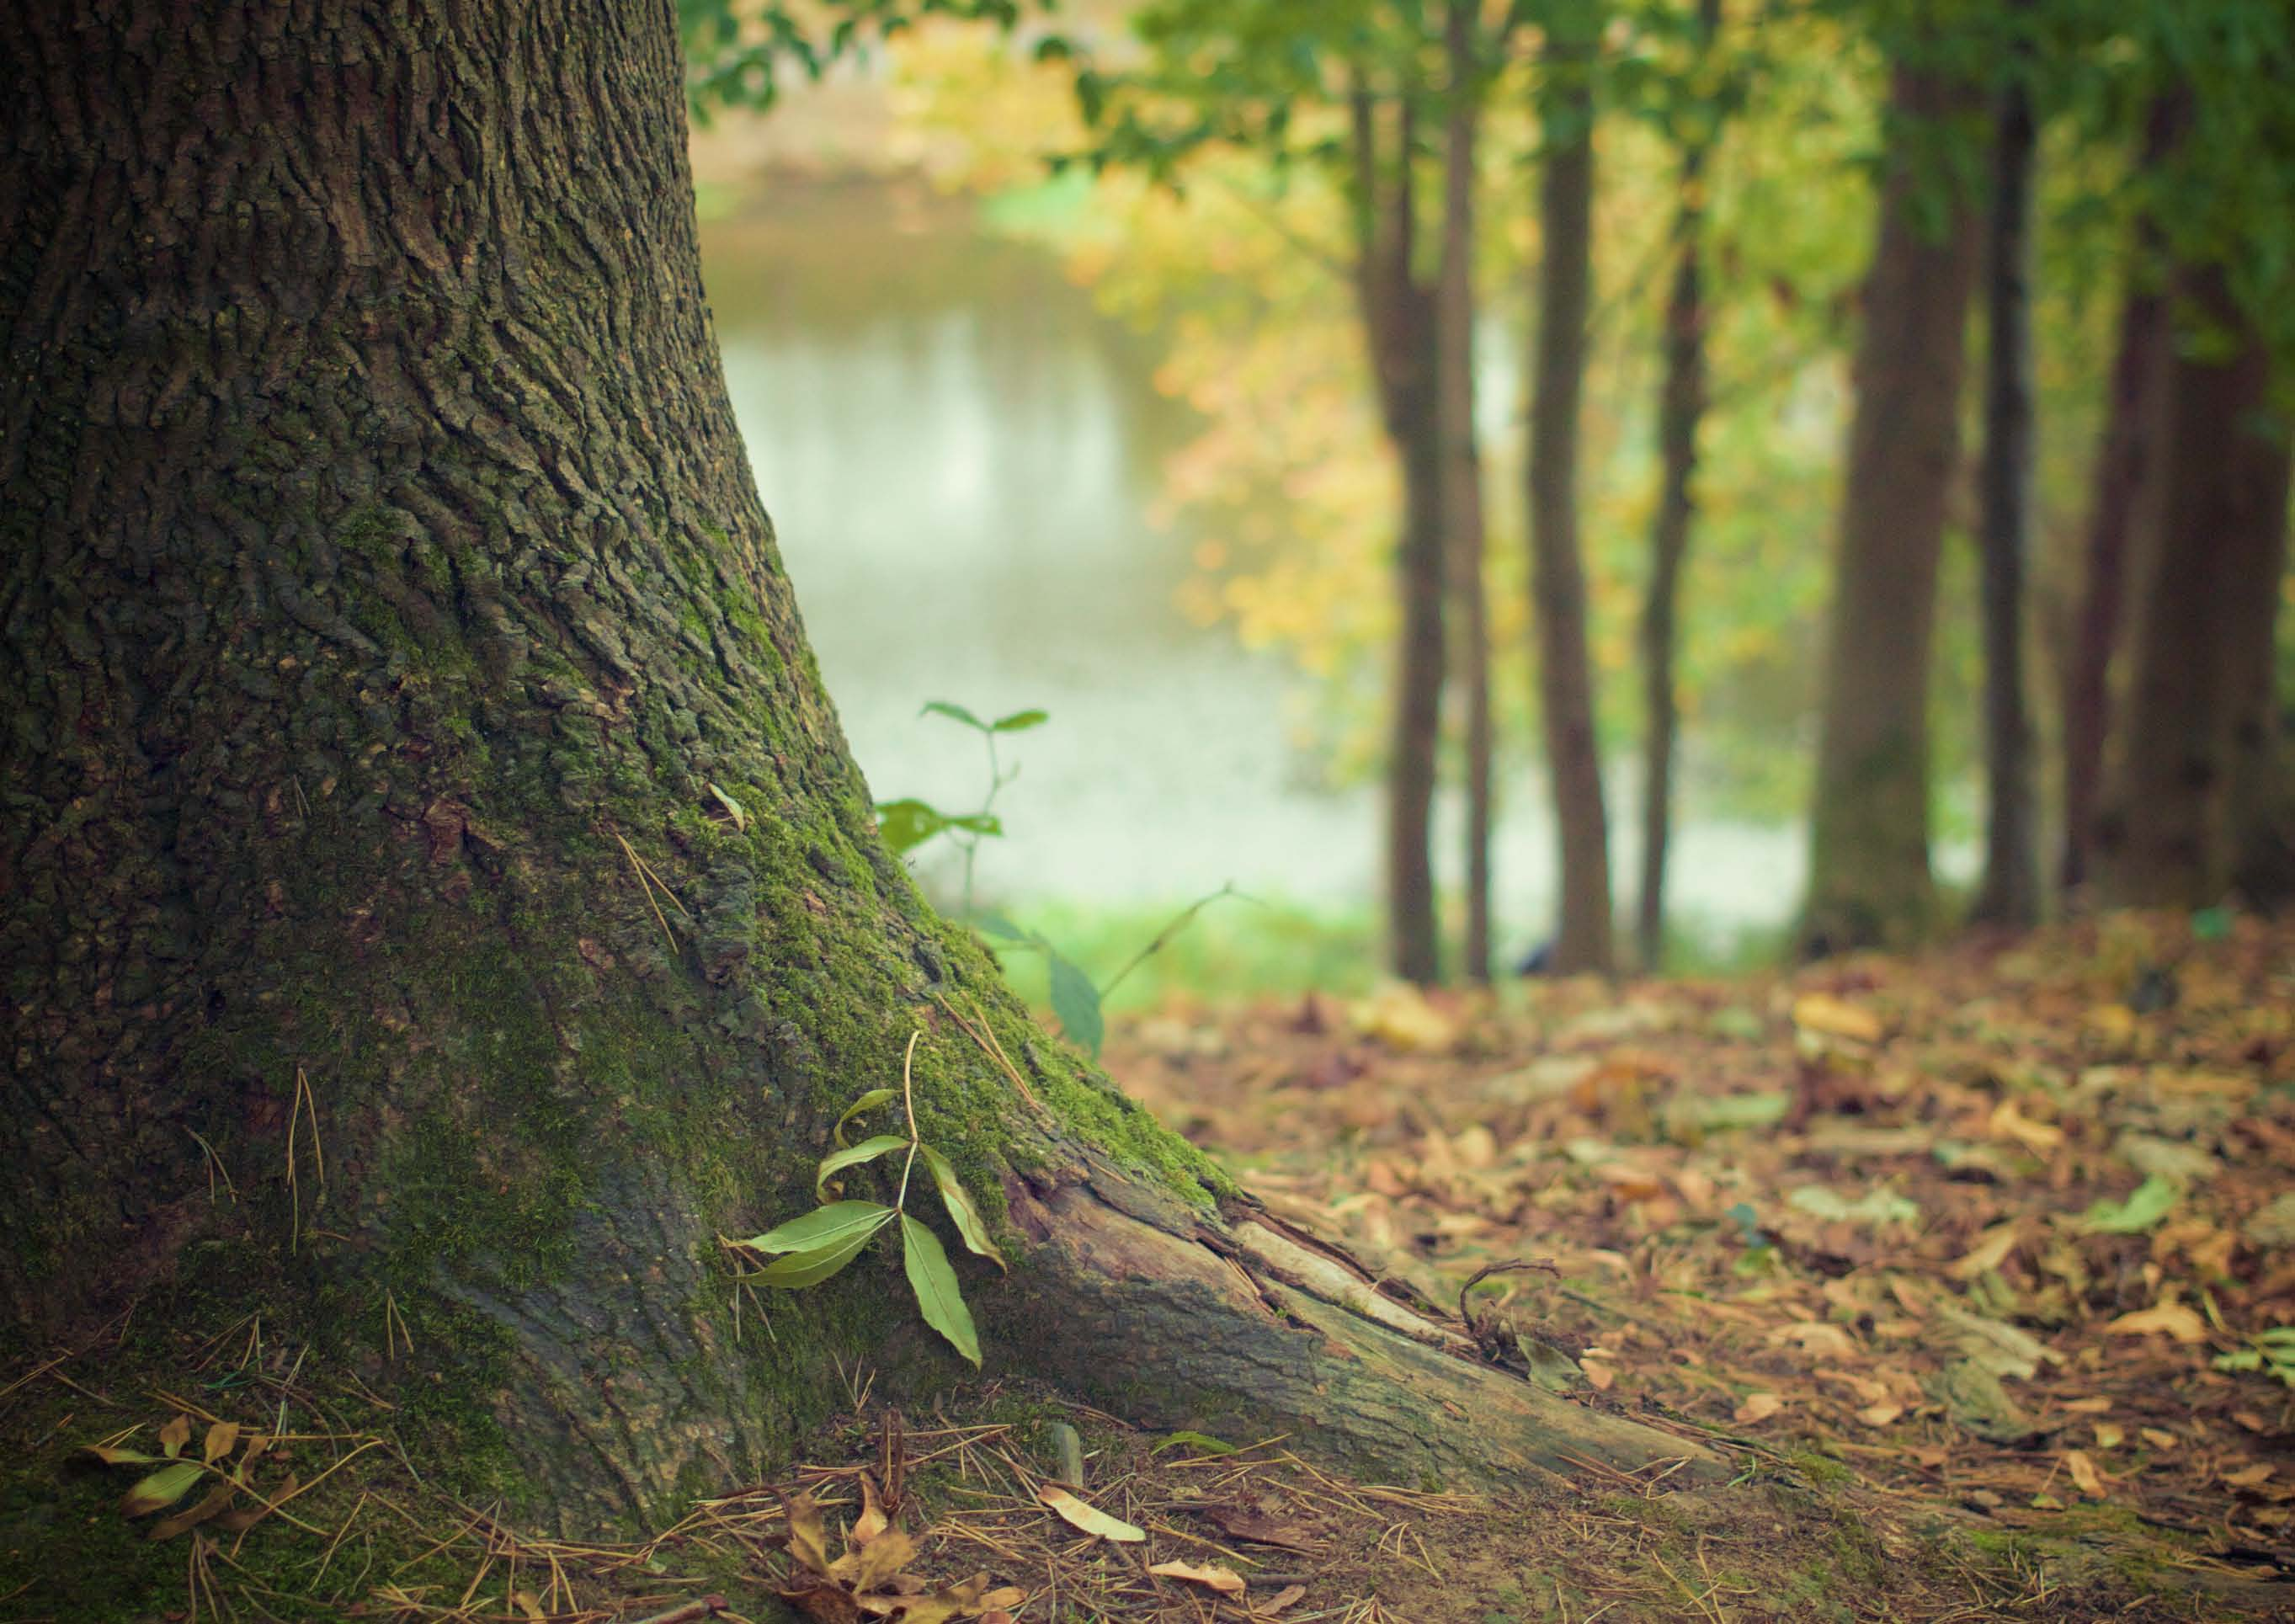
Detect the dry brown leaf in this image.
<box><xmin>2224</xmin><ymin>1464</ymin><xmax>2276</xmax><ymax>1488</ymax></box>
<box><xmin>2066</xmin><ymin>1450</ymin><xmax>2106</xmax><ymax>1498</ymax></box>
<box><xmin>1769</xmin><ymin>1321</ymin><xmax>1860</xmax><ymax>1358</ymax></box>
<box><xmin>2102</xmin><ymin>1302</ymin><xmax>2207</xmax><ymax>1343</ymax></box>
<box><xmin>158</xmin><ymin>1413</ymin><xmax>192</xmax><ymax>1459</ymax></box>
<box><xmin>201</xmin><ymin>1419</ymin><xmax>240</xmax><ymax>1464</ymax></box>
<box><xmin>151</xmin><ymin>1480</ymin><xmax>238</xmax><ymax>1541</ymax></box>
<box><xmin>1946</xmin><ymin>1223</ymin><xmax>2022</xmax><ymax>1281</ymax></box>
<box><xmin>1148</xmin><ymin>1560</ymin><xmax>1247</xmax><ymax>1595</ymax></box>
<box><xmin>2140</xmin><ymin>1428</ymin><xmax>2179</xmax><ymax>1451</ymax></box>
<box><xmin>1792</xmin><ymin>993</ymin><xmax>1882</xmax><ymax>1044</ymax></box>
<box><xmin>511</xmin><ymin>1592</ymin><xmax>546</xmax><ymax>1622</ymax></box>
<box><xmin>2093</xmin><ymin>1422</ymin><xmax>2124</xmax><ymax>1449</ymax></box>
<box><xmin>1733</xmin><ymin>1392</ymin><xmax>1785</xmax><ymax>1424</ymax></box>
<box><xmin>1856</xmin><ymin>1402</ymin><xmax>1904</xmax><ymax>1428</ymax></box>
<box><xmin>851</xmin><ymin>1472</ymin><xmax>890</xmax><ymax>1547</ymax></box>
<box><xmin>1259</xmin><ymin>1584</ymin><xmax>1309</xmax><ymax>1616</ymax></box>
<box><xmin>1989</xmin><ymin>1100</ymin><xmax>2064</xmax><ymax>1155</ymax></box>
<box><xmin>1038</xmin><ymin>1484</ymin><xmax>1145</xmax><ymax>1542</ymax></box>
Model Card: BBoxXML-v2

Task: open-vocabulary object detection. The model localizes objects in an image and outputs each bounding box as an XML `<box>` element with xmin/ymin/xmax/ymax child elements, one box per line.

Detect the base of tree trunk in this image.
<box><xmin>1004</xmin><ymin>1162</ymin><xmax>1721</xmax><ymax>1492</ymax></box>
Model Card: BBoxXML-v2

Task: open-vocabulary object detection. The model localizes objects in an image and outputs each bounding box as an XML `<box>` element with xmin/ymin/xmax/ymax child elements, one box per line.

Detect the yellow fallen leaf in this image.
<box><xmin>2224</xmin><ymin>1464</ymin><xmax>2276</xmax><ymax>1489</ymax></box>
<box><xmin>1350</xmin><ymin>984</ymin><xmax>1459</xmax><ymax>1053</ymax></box>
<box><xmin>2103</xmin><ymin>1302</ymin><xmax>2207</xmax><ymax>1343</ymax></box>
<box><xmin>1733</xmin><ymin>1392</ymin><xmax>1784</xmax><ymax>1424</ymax></box>
<box><xmin>2093</xmin><ymin>1423</ymin><xmax>2124</xmax><ymax>1449</ymax></box>
<box><xmin>2140</xmin><ymin>1428</ymin><xmax>2179</xmax><ymax>1451</ymax></box>
<box><xmin>1989</xmin><ymin>1100</ymin><xmax>2064</xmax><ymax>1155</ymax></box>
<box><xmin>2066</xmin><ymin>1450</ymin><xmax>2105</xmax><ymax>1497</ymax></box>
<box><xmin>1038</xmin><ymin>1484</ymin><xmax>1145</xmax><ymax>1543</ymax></box>
<box><xmin>1792</xmin><ymin>993</ymin><xmax>1882</xmax><ymax>1044</ymax></box>
<box><xmin>202</xmin><ymin>1420</ymin><xmax>240</xmax><ymax>1465</ymax></box>
<box><xmin>1148</xmin><ymin>1559</ymin><xmax>1246</xmax><ymax>1595</ymax></box>
<box><xmin>2085</xmin><ymin>1004</ymin><xmax>2138</xmax><ymax>1042</ymax></box>
<box><xmin>2060</xmin><ymin>1396</ymin><xmax>2112</xmax><ymax>1414</ymax></box>
<box><xmin>158</xmin><ymin>1414</ymin><xmax>192</xmax><ymax>1459</ymax></box>
<box><xmin>1856</xmin><ymin>1402</ymin><xmax>1904</xmax><ymax>1428</ymax></box>
<box><xmin>1769</xmin><ymin>1321</ymin><xmax>1861</xmax><ymax>1358</ymax></box>
<box><xmin>1946</xmin><ymin>1222</ymin><xmax>2023</xmax><ymax>1281</ymax></box>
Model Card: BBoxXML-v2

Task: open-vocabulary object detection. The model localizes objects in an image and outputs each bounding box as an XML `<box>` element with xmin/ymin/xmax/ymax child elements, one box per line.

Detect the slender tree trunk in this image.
<box><xmin>1354</xmin><ymin>92</ymin><xmax>1447</xmax><ymax>986</ymax></box>
<box><xmin>1527</xmin><ymin>0</ymin><xmax>1615</xmax><ymax>975</ymax></box>
<box><xmin>1801</xmin><ymin>63</ymin><xmax>1982</xmax><ymax>954</ymax></box>
<box><xmin>3</xmin><ymin>0</ymin><xmax>1709</xmax><ymax>1535</ymax></box>
<box><xmin>1441</xmin><ymin>2</ymin><xmax>1494</xmax><ymax>982</ymax></box>
<box><xmin>2097</xmin><ymin>272</ymin><xmax>2293</xmax><ymax>908</ymax></box>
<box><xmin>1970</xmin><ymin>51</ymin><xmax>2041</xmax><ymax>928</ymax></box>
<box><xmin>2059</xmin><ymin>104</ymin><xmax>2176</xmax><ymax>897</ymax></box>
<box><xmin>1635</xmin><ymin>0</ymin><xmax>1719</xmax><ymax>973</ymax></box>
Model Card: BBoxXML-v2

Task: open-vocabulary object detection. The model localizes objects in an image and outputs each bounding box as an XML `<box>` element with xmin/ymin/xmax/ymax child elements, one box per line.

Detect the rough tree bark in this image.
<box><xmin>1969</xmin><ymin>46</ymin><xmax>2041</xmax><ymax>929</ymax></box>
<box><xmin>2058</xmin><ymin>109</ymin><xmax>2174</xmax><ymax>898</ymax></box>
<box><xmin>2</xmin><ymin>0</ymin><xmax>1712</xmax><ymax>1539</ymax></box>
<box><xmin>2096</xmin><ymin>271</ymin><xmax>2293</xmax><ymax>908</ymax></box>
<box><xmin>1352</xmin><ymin>88</ymin><xmax>1447</xmax><ymax>986</ymax></box>
<box><xmin>1801</xmin><ymin>63</ymin><xmax>1981</xmax><ymax>955</ymax></box>
<box><xmin>1635</xmin><ymin>0</ymin><xmax>1719</xmax><ymax>974</ymax></box>
<box><xmin>1527</xmin><ymin>0</ymin><xmax>1616</xmax><ymax>975</ymax></box>
<box><xmin>1440</xmin><ymin>2</ymin><xmax>1494</xmax><ymax>983</ymax></box>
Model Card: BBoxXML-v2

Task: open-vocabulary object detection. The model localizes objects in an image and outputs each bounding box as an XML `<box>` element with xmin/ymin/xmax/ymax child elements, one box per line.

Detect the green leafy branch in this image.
<box><xmin>874</xmin><ymin>700</ymin><xmax>1046</xmax><ymax>918</ymax></box>
<box><xmin>2214</xmin><ymin>1326</ymin><xmax>2295</xmax><ymax>1388</ymax></box>
<box><xmin>976</xmin><ymin>883</ymin><xmax>1248</xmax><ymax>1059</ymax></box>
<box><xmin>725</xmin><ymin>1032</ymin><xmax>1004</xmax><ymax>1366</ymax></box>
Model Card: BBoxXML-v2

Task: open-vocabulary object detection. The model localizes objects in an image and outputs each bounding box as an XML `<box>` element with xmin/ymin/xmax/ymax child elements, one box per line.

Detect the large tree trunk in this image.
<box><xmin>1635</xmin><ymin>0</ymin><xmax>1719</xmax><ymax>974</ymax></box>
<box><xmin>1801</xmin><ymin>63</ymin><xmax>1981</xmax><ymax>955</ymax></box>
<box><xmin>2096</xmin><ymin>272</ymin><xmax>2293</xmax><ymax>908</ymax></box>
<box><xmin>2058</xmin><ymin>111</ymin><xmax>2174</xmax><ymax>898</ymax></box>
<box><xmin>1354</xmin><ymin>92</ymin><xmax>1447</xmax><ymax>986</ymax></box>
<box><xmin>1441</xmin><ymin>2</ymin><xmax>1494</xmax><ymax>983</ymax></box>
<box><xmin>3</xmin><ymin>0</ymin><xmax>1710</xmax><ymax>1537</ymax></box>
<box><xmin>1527</xmin><ymin>0</ymin><xmax>1616</xmax><ymax>976</ymax></box>
<box><xmin>1969</xmin><ymin>53</ymin><xmax>2041</xmax><ymax>929</ymax></box>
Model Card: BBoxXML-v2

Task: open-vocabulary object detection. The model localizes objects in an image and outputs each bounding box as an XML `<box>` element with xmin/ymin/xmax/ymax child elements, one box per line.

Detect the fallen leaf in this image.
<box><xmin>2093</xmin><ymin>1422</ymin><xmax>2124</xmax><ymax>1448</ymax></box>
<box><xmin>1989</xmin><ymin>1100</ymin><xmax>2064</xmax><ymax>1155</ymax></box>
<box><xmin>120</xmin><ymin>1460</ymin><xmax>204</xmax><ymax>1517</ymax></box>
<box><xmin>1733</xmin><ymin>1392</ymin><xmax>1785</xmax><ymax>1424</ymax></box>
<box><xmin>2103</xmin><ymin>1302</ymin><xmax>2207</xmax><ymax>1343</ymax></box>
<box><xmin>1946</xmin><ymin>1223</ymin><xmax>2022</xmax><ymax>1281</ymax></box>
<box><xmin>1038</xmin><ymin>1484</ymin><xmax>1144</xmax><ymax>1542</ymax></box>
<box><xmin>1856</xmin><ymin>1403</ymin><xmax>1904</xmax><ymax>1427</ymax></box>
<box><xmin>2066</xmin><ymin>1451</ymin><xmax>2105</xmax><ymax>1497</ymax></box>
<box><xmin>1792</xmin><ymin>993</ymin><xmax>1882</xmax><ymax>1044</ymax></box>
<box><xmin>201</xmin><ymin>1420</ymin><xmax>240</xmax><ymax>1464</ymax></box>
<box><xmin>2224</xmin><ymin>1464</ymin><xmax>2276</xmax><ymax>1489</ymax></box>
<box><xmin>158</xmin><ymin>1414</ymin><xmax>192</xmax><ymax>1459</ymax></box>
<box><xmin>1148</xmin><ymin>1560</ymin><xmax>1247</xmax><ymax>1595</ymax></box>
<box><xmin>1201</xmin><ymin>1505</ymin><xmax>1318</xmax><ymax>1552</ymax></box>
<box><xmin>2140</xmin><ymin>1428</ymin><xmax>2179</xmax><ymax>1451</ymax></box>
<box><xmin>1259</xmin><ymin>1583</ymin><xmax>1309</xmax><ymax>1615</ymax></box>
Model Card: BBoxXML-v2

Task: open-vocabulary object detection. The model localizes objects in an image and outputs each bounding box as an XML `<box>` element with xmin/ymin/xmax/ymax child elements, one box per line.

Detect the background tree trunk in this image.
<box><xmin>1441</xmin><ymin>2</ymin><xmax>1494</xmax><ymax>983</ymax></box>
<box><xmin>2097</xmin><ymin>272</ymin><xmax>2293</xmax><ymax>908</ymax></box>
<box><xmin>1970</xmin><ymin>53</ymin><xmax>2041</xmax><ymax>928</ymax></box>
<box><xmin>1527</xmin><ymin>0</ymin><xmax>1615</xmax><ymax>976</ymax></box>
<box><xmin>1635</xmin><ymin>0</ymin><xmax>1719</xmax><ymax>974</ymax></box>
<box><xmin>1801</xmin><ymin>63</ymin><xmax>1981</xmax><ymax>954</ymax></box>
<box><xmin>2058</xmin><ymin>110</ymin><xmax>2174</xmax><ymax>898</ymax></box>
<box><xmin>1354</xmin><ymin>92</ymin><xmax>1446</xmax><ymax>986</ymax></box>
<box><xmin>4</xmin><ymin>0</ymin><xmax>1711</xmax><ymax>1536</ymax></box>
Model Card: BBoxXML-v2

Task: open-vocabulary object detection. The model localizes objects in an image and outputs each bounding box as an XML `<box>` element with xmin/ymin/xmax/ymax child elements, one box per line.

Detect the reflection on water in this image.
<box><xmin>700</xmin><ymin>179</ymin><xmax>1808</xmax><ymax>952</ymax></box>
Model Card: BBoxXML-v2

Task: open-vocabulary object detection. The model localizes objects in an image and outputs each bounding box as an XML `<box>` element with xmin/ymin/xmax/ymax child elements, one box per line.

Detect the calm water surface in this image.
<box><xmin>700</xmin><ymin>181</ymin><xmax>1810</xmax><ymax>954</ymax></box>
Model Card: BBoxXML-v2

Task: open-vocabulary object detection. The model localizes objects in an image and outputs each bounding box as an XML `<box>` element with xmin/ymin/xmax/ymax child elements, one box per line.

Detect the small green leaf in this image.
<box><xmin>944</xmin><ymin>812</ymin><xmax>1004</xmax><ymax>839</ymax></box>
<box><xmin>1048</xmin><ymin>953</ymin><xmax>1104</xmax><ymax>1057</ymax></box>
<box><xmin>816</xmin><ymin>1134</ymin><xmax>908</xmax><ymax>1198</ymax></box>
<box><xmin>833</xmin><ymin>1088</ymin><xmax>897</xmax><ymax>1148</ymax></box>
<box><xmin>753</xmin><ymin>1219</ymin><xmax>890</xmax><ymax>1289</ymax></box>
<box><xmin>120</xmin><ymin>1461</ymin><xmax>205</xmax><ymax>1517</ymax></box>
<box><xmin>902</xmin><ymin>1214</ymin><xmax>980</xmax><ymax>1366</ymax></box>
<box><xmin>2191</xmin><ymin>906</ymin><xmax>2234</xmax><ymax>942</ymax></box>
<box><xmin>738</xmin><ymin>1201</ymin><xmax>895</xmax><ymax>1255</ymax></box>
<box><xmin>921</xmin><ymin>1146</ymin><xmax>1007</xmax><ymax>1271</ymax></box>
<box><xmin>920</xmin><ymin>700</ymin><xmax>988</xmax><ymax>732</ymax></box>
<box><xmin>990</xmin><ymin>708</ymin><xmax>1049</xmax><ymax>733</ymax></box>
<box><xmin>2080</xmin><ymin>1174</ymin><xmax>2183</xmax><ymax>1235</ymax></box>
<box><xmin>975</xmin><ymin>913</ymin><xmax>1039</xmax><ymax>944</ymax></box>
<box><xmin>82</xmin><ymin>1445</ymin><xmax>162</xmax><ymax>1466</ymax></box>
<box><xmin>875</xmin><ymin>798</ymin><xmax>947</xmax><ymax>856</ymax></box>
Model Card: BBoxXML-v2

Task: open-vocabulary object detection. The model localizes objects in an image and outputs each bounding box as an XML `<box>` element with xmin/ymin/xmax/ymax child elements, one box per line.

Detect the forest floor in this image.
<box><xmin>5</xmin><ymin>912</ymin><xmax>2292</xmax><ymax>1622</ymax></box>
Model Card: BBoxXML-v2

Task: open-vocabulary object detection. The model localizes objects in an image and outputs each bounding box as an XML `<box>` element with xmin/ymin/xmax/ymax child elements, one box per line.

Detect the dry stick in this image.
<box><xmin>935</xmin><ymin>991</ymin><xmax>1045</xmax><ymax>1115</ymax></box>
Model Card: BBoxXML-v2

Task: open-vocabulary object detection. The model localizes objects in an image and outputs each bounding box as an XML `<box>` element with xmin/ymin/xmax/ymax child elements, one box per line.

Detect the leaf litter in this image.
<box><xmin>1105</xmin><ymin>911</ymin><xmax>2295</xmax><ymax>1595</ymax></box>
